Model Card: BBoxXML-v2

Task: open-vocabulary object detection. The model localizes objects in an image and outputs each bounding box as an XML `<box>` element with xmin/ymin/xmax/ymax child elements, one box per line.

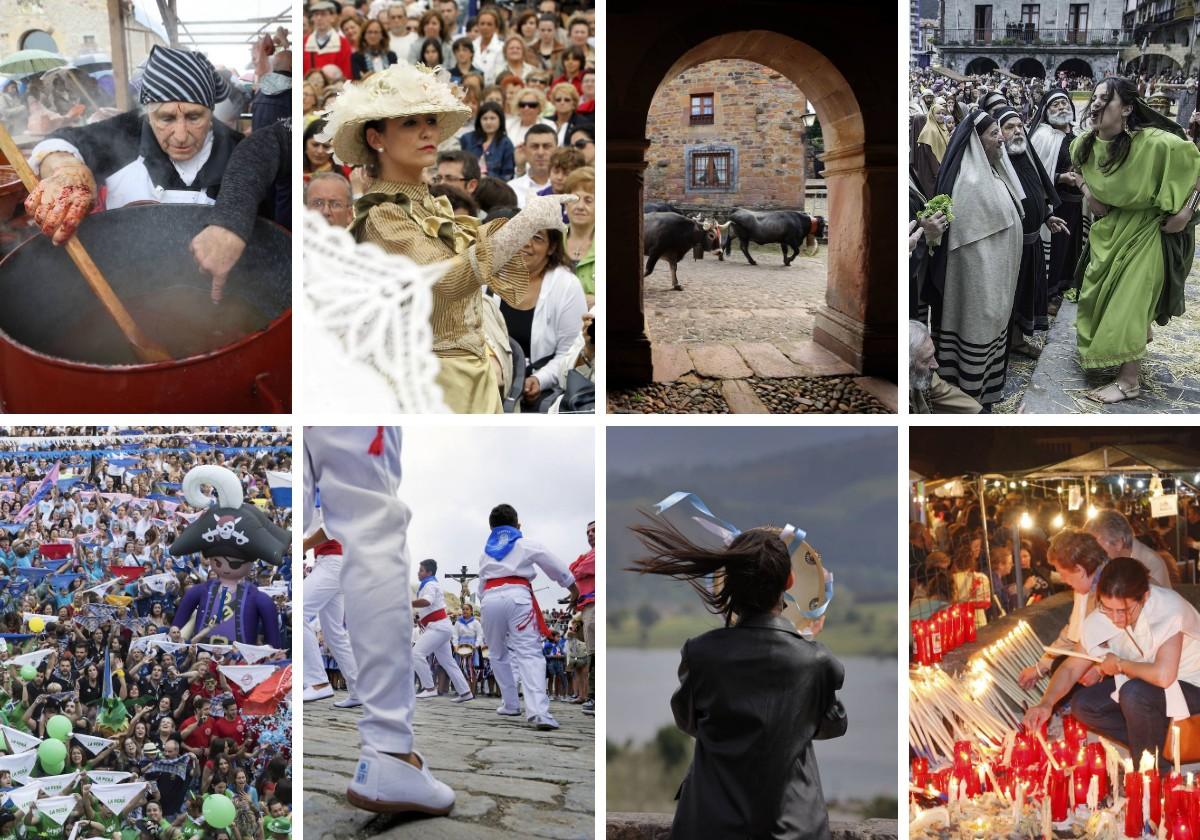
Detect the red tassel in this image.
<box><xmin>367</xmin><ymin>426</ymin><xmax>384</xmax><ymax>456</ymax></box>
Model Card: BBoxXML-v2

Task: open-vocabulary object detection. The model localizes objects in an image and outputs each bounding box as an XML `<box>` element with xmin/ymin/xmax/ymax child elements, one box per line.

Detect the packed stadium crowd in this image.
<box><xmin>0</xmin><ymin>428</ymin><xmax>292</xmax><ymax>840</ymax></box>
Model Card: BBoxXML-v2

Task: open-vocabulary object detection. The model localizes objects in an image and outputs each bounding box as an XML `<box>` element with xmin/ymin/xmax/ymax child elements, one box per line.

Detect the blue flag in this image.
<box><xmin>102</xmin><ymin>647</ymin><xmax>113</xmax><ymax>700</ymax></box>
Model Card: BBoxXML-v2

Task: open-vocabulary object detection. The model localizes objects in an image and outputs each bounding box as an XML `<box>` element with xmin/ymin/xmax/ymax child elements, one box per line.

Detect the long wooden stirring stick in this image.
<box><xmin>0</xmin><ymin>123</ymin><xmax>171</xmax><ymax>363</ymax></box>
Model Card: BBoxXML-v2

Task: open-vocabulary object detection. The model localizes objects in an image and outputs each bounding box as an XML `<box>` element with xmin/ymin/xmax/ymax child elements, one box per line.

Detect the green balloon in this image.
<box><xmin>202</xmin><ymin>794</ymin><xmax>236</xmax><ymax>829</ymax></box>
<box><xmin>19</xmin><ymin>666</ymin><xmax>35</xmax><ymax>681</ymax></box>
<box><xmin>45</xmin><ymin>715</ymin><xmax>71</xmax><ymax>742</ymax></box>
<box><xmin>36</xmin><ymin>737</ymin><xmax>66</xmax><ymax>772</ymax></box>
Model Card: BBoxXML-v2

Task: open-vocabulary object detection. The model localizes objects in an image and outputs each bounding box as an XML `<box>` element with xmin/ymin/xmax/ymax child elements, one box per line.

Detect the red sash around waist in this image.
<box><xmin>418</xmin><ymin>608</ymin><xmax>447</xmax><ymax>627</ymax></box>
<box><xmin>483</xmin><ymin>576</ymin><xmax>551</xmax><ymax>638</ymax></box>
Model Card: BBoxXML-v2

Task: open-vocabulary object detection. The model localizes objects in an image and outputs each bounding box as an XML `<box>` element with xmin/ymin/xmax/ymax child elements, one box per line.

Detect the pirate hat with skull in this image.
<box><xmin>169</xmin><ymin>465</ymin><xmax>290</xmax><ymax>565</ymax></box>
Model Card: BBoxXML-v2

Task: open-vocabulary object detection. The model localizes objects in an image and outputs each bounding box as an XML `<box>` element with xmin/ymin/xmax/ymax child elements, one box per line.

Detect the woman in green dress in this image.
<box><xmin>1072</xmin><ymin>76</ymin><xmax>1200</xmax><ymax>403</ymax></box>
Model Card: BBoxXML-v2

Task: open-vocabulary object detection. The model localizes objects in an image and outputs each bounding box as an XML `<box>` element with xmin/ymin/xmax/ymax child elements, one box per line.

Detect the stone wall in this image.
<box><xmin>1</xmin><ymin>0</ymin><xmax>112</xmax><ymax>61</ymax></box>
<box><xmin>607</xmin><ymin>813</ymin><xmax>899</xmax><ymax>839</ymax></box>
<box><xmin>645</xmin><ymin>59</ymin><xmax>809</xmax><ymax>211</ymax></box>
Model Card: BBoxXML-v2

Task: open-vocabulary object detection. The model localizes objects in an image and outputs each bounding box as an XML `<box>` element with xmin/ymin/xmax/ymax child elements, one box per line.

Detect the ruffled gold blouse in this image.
<box><xmin>354</xmin><ymin>180</ymin><xmax>528</xmax><ymax>359</ymax></box>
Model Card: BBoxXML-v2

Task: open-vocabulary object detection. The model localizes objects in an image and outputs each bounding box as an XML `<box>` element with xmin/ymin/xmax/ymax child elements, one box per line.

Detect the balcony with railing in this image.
<box><xmin>935</xmin><ymin>27</ymin><xmax>1131</xmax><ymax>47</ymax></box>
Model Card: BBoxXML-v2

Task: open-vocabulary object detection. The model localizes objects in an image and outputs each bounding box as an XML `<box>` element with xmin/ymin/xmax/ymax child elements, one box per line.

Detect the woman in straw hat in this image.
<box><xmin>322</xmin><ymin>62</ymin><xmax>574</xmax><ymax>413</ymax></box>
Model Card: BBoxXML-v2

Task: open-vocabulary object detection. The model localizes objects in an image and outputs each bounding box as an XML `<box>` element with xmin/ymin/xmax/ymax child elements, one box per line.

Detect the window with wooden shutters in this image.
<box><xmin>690</xmin><ymin>93</ymin><xmax>715</xmax><ymax>125</ymax></box>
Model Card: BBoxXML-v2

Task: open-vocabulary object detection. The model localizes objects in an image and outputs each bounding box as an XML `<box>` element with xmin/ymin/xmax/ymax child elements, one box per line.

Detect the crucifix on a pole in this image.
<box><xmin>445</xmin><ymin>565</ymin><xmax>479</xmax><ymax>607</ymax></box>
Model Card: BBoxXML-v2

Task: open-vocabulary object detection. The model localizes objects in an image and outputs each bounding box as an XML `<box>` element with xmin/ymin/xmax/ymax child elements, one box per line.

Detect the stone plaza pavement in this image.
<box><xmin>1003</xmin><ymin>275</ymin><xmax>1200</xmax><ymax>413</ymax></box>
<box><xmin>304</xmin><ymin>694</ymin><xmax>595</xmax><ymax>839</ymax></box>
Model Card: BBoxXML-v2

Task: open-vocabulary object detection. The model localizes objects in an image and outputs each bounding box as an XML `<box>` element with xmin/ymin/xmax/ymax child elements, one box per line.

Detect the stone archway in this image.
<box><xmin>610</xmin><ymin>18</ymin><xmax>895</xmax><ymax>386</ymax></box>
<box><xmin>1057</xmin><ymin>58</ymin><xmax>1093</xmax><ymax>78</ymax></box>
<box><xmin>1011</xmin><ymin>57</ymin><xmax>1046</xmax><ymax>78</ymax></box>
<box><xmin>19</xmin><ymin>30</ymin><xmax>59</xmax><ymax>53</ymax></box>
<box><xmin>964</xmin><ymin>56</ymin><xmax>999</xmax><ymax>75</ymax></box>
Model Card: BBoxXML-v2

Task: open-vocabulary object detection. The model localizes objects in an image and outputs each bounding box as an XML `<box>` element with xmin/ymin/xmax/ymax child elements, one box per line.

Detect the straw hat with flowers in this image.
<box><xmin>319</xmin><ymin>62</ymin><xmax>472</xmax><ymax>167</ymax></box>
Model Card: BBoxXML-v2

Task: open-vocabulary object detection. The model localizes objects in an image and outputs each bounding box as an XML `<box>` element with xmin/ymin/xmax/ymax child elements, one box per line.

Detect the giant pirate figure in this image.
<box><xmin>170</xmin><ymin>465</ymin><xmax>289</xmax><ymax>646</ymax></box>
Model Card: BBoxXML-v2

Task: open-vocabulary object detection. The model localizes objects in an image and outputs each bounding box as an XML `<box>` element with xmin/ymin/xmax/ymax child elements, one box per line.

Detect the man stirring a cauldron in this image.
<box><xmin>22</xmin><ymin>45</ymin><xmax>242</xmax><ymax>245</ymax></box>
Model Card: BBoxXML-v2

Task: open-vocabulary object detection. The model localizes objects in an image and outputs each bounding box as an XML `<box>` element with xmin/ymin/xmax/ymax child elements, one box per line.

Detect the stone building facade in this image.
<box><xmin>1</xmin><ymin>0</ymin><xmax>163</xmax><ymax>67</ymax></box>
<box><xmin>936</xmin><ymin>0</ymin><xmax>1128</xmax><ymax>79</ymax></box>
<box><xmin>1</xmin><ymin>0</ymin><xmax>113</xmax><ymax>61</ymax></box>
<box><xmin>644</xmin><ymin>59</ymin><xmax>809</xmax><ymax>212</ymax></box>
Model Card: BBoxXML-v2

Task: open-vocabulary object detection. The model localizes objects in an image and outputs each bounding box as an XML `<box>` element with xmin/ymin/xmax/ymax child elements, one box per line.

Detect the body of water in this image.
<box><xmin>608</xmin><ymin>647</ymin><xmax>896</xmax><ymax>800</ymax></box>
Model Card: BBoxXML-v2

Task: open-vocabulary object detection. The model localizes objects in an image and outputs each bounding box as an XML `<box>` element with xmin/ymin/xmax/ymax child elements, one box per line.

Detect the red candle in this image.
<box><xmin>1074</xmin><ymin>765</ymin><xmax>1091</xmax><ymax>808</ymax></box>
<box><xmin>930</xmin><ymin>614</ymin><xmax>944</xmax><ymax>662</ymax></box>
<box><xmin>911</xmin><ymin>756</ymin><xmax>929</xmax><ymax>789</ymax></box>
<box><xmin>1012</xmin><ymin>734</ymin><xmax>1034</xmax><ymax>770</ymax></box>
<box><xmin>1088</xmin><ymin>743</ymin><xmax>1110</xmax><ymax>802</ymax></box>
<box><xmin>1127</xmin><ymin>764</ymin><xmax>1144</xmax><ymax>838</ymax></box>
<box><xmin>1050</xmin><ymin>768</ymin><xmax>1070</xmax><ymax>822</ymax></box>
<box><xmin>1172</xmin><ymin>813</ymin><xmax>1195</xmax><ymax>840</ymax></box>
<box><xmin>1150</xmin><ymin>766</ymin><xmax>1163</xmax><ymax>829</ymax></box>
<box><xmin>1166</xmin><ymin>773</ymin><xmax>1185</xmax><ymax>823</ymax></box>
<box><xmin>953</xmin><ymin>740</ymin><xmax>972</xmax><ymax>774</ymax></box>
<box><xmin>964</xmin><ymin>603</ymin><xmax>978</xmax><ymax>642</ymax></box>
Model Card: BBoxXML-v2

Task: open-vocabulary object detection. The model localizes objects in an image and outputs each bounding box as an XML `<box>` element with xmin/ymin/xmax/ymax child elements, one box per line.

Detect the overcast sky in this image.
<box><xmin>399</xmin><ymin>427</ymin><xmax>594</xmax><ymax>603</ymax></box>
<box><xmin>139</xmin><ymin>0</ymin><xmax>290</xmax><ymax>70</ymax></box>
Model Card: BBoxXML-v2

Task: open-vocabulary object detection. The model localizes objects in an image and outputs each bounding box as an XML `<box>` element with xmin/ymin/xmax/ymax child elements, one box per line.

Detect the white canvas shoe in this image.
<box><xmin>495</xmin><ymin>704</ymin><xmax>522</xmax><ymax>716</ymax></box>
<box><xmin>415</xmin><ymin>688</ymin><xmax>438</xmax><ymax>699</ymax></box>
<box><xmin>333</xmin><ymin>695</ymin><xmax>362</xmax><ymax>709</ymax></box>
<box><xmin>530</xmin><ymin>713</ymin><xmax>560</xmax><ymax>731</ymax></box>
<box><xmin>346</xmin><ymin>746</ymin><xmax>454</xmax><ymax>815</ymax></box>
<box><xmin>304</xmin><ymin>684</ymin><xmax>334</xmax><ymax>702</ymax></box>
<box><xmin>454</xmin><ymin>692</ymin><xmax>474</xmax><ymax>703</ymax></box>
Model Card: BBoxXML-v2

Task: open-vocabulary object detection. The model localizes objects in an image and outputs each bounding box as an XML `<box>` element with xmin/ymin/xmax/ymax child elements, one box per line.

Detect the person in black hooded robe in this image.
<box><xmin>1028</xmin><ymin>88</ymin><xmax>1087</xmax><ymax>307</ymax></box>
<box><xmin>995</xmin><ymin>107</ymin><xmax>1068</xmax><ymax>357</ymax></box>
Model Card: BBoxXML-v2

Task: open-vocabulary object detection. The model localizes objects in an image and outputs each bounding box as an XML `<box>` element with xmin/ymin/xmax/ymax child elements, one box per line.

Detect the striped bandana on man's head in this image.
<box><xmin>139</xmin><ymin>45</ymin><xmax>229</xmax><ymax>110</ymax></box>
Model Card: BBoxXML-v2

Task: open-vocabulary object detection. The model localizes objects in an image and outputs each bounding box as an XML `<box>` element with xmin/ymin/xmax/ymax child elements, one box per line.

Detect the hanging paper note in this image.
<box><xmin>1151</xmin><ymin>494</ymin><xmax>1179</xmax><ymax>518</ymax></box>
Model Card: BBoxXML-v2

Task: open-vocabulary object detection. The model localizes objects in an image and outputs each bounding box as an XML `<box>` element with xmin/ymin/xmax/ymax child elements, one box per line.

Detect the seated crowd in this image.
<box><xmin>302</xmin><ymin>0</ymin><xmax>596</xmax><ymax>414</ymax></box>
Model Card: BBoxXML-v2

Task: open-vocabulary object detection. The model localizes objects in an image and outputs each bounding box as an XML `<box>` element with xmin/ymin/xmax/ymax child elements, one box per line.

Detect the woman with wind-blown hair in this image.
<box><xmin>1071</xmin><ymin>76</ymin><xmax>1200</xmax><ymax>403</ymax></box>
<box><xmin>627</xmin><ymin>493</ymin><xmax>847</xmax><ymax>840</ymax></box>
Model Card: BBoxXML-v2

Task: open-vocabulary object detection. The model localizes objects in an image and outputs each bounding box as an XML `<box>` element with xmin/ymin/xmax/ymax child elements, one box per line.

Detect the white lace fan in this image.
<box><xmin>303</xmin><ymin>209</ymin><xmax>450</xmax><ymax>413</ymax></box>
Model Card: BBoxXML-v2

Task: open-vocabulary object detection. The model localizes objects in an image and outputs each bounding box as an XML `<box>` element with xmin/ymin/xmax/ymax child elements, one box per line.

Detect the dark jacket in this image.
<box><xmin>351</xmin><ymin>50</ymin><xmax>398</xmax><ymax>81</ymax></box>
<box><xmin>459</xmin><ymin>131</ymin><xmax>515</xmax><ymax>181</ymax></box>
<box><xmin>210</xmin><ymin>118</ymin><xmax>291</xmax><ymax>239</ymax></box>
<box><xmin>669</xmin><ymin>613</ymin><xmax>847</xmax><ymax>840</ymax></box>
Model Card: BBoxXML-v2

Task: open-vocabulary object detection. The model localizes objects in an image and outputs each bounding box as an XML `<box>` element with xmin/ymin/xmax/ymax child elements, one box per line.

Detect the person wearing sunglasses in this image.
<box><xmin>505</xmin><ymin>87</ymin><xmax>554</xmax><ymax>150</ymax></box>
<box><xmin>548</xmin><ymin>81</ymin><xmax>580</xmax><ymax>146</ymax></box>
<box><xmin>567</xmin><ymin>125</ymin><xmax>594</xmax><ymax>164</ymax></box>
<box><xmin>1073</xmin><ymin>556</ymin><xmax>1200</xmax><ymax>772</ymax></box>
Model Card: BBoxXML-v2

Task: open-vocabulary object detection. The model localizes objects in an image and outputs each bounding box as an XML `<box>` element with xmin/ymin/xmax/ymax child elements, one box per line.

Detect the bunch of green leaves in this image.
<box><xmin>918</xmin><ymin>194</ymin><xmax>954</xmax><ymax>223</ymax></box>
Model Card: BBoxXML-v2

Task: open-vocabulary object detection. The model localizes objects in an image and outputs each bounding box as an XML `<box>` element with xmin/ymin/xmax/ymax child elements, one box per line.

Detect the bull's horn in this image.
<box><xmin>717</xmin><ymin>221</ymin><xmax>732</xmax><ymax>231</ymax></box>
<box><xmin>182</xmin><ymin>465</ymin><xmax>244</xmax><ymax>509</ymax></box>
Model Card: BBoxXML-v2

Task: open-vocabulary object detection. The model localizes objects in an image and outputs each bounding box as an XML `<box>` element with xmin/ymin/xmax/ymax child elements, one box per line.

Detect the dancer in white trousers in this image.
<box><xmin>301</xmin><ymin>527</ymin><xmax>360</xmax><ymax>708</ymax></box>
<box><xmin>478</xmin><ymin>503</ymin><xmax>578</xmax><ymax>730</ymax></box>
<box><xmin>412</xmin><ymin>559</ymin><xmax>474</xmax><ymax>700</ymax></box>
<box><xmin>304</xmin><ymin>426</ymin><xmax>454</xmax><ymax>815</ymax></box>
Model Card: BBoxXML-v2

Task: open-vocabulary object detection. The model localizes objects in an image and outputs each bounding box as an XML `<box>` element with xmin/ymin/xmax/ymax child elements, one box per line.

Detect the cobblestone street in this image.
<box><xmin>616</xmin><ymin>243</ymin><xmax>896</xmax><ymax>413</ymax></box>
<box><xmin>304</xmin><ymin>694</ymin><xmax>595</xmax><ymax>839</ymax></box>
<box><xmin>643</xmin><ymin>243</ymin><xmax>826</xmax><ymax>345</ymax></box>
